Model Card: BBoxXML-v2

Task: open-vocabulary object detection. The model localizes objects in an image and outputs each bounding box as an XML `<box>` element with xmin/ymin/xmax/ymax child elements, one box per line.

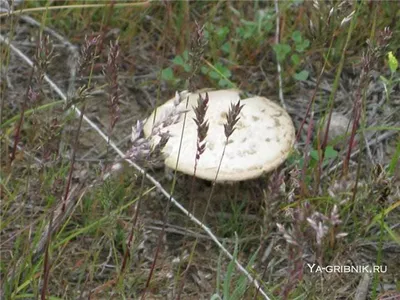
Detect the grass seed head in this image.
<box><xmin>127</xmin><ymin>120</ymin><xmax>170</xmax><ymax>168</ymax></box>
<box><xmin>224</xmin><ymin>99</ymin><xmax>244</xmax><ymax>139</ymax></box>
<box><xmin>128</xmin><ymin>114</ymin><xmax>174</xmax><ymax>168</ymax></box>
<box><xmin>193</xmin><ymin>92</ymin><xmax>209</xmax><ymax>160</ymax></box>
<box><xmin>188</xmin><ymin>20</ymin><xmax>207</xmax><ymax>91</ymax></box>
<box><xmin>35</xmin><ymin>34</ymin><xmax>55</xmax><ymax>86</ymax></box>
<box><xmin>104</xmin><ymin>40</ymin><xmax>121</xmax><ymax>131</ymax></box>
<box><xmin>78</xmin><ymin>35</ymin><xmax>101</xmax><ymax>75</ymax></box>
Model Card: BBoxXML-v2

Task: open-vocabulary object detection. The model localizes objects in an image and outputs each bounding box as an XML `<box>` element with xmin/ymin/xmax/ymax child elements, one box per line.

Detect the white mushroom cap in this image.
<box><xmin>143</xmin><ymin>89</ymin><xmax>295</xmax><ymax>182</ymax></box>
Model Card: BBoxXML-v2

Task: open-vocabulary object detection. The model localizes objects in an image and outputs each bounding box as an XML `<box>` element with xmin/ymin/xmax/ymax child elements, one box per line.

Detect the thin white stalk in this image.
<box><xmin>1</xmin><ymin>34</ymin><xmax>271</xmax><ymax>300</ymax></box>
<box><xmin>274</xmin><ymin>0</ymin><xmax>286</xmax><ymax>110</ymax></box>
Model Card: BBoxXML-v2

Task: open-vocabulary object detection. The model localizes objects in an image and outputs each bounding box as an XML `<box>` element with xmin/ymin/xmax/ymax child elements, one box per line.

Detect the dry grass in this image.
<box><xmin>1</xmin><ymin>1</ymin><xmax>399</xmax><ymax>299</ymax></box>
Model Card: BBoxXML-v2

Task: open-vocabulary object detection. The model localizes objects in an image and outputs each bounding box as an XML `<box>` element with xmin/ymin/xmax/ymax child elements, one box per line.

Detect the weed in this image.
<box><xmin>211</xmin><ymin>234</ymin><xmax>259</xmax><ymax>300</ymax></box>
<box><xmin>380</xmin><ymin>51</ymin><xmax>400</xmax><ymax>104</ymax></box>
<box><xmin>162</xmin><ymin>50</ymin><xmax>233</xmax><ymax>89</ymax></box>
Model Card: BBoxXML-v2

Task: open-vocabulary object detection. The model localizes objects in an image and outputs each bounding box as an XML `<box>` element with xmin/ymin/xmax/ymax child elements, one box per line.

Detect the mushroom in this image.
<box><xmin>143</xmin><ymin>89</ymin><xmax>295</xmax><ymax>182</ymax></box>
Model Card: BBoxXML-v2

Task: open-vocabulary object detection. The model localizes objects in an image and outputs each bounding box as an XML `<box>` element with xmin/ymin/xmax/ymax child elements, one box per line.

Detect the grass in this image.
<box><xmin>1</xmin><ymin>1</ymin><xmax>400</xmax><ymax>299</ymax></box>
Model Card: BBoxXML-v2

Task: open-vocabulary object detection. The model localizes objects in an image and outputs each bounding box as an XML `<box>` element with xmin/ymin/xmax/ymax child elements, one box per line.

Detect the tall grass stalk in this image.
<box><xmin>177</xmin><ymin>99</ymin><xmax>246</xmax><ymax>298</ymax></box>
<box><xmin>142</xmin><ymin>95</ymin><xmax>190</xmax><ymax>299</ymax></box>
<box><xmin>62</xmin><ymin>34</ymin><xmax>101</xmax><ymax>212</ymax></box>
<box><xmin>176</xmin><ymin>93</ymin><xmax>209</xmax><ymax>298</ymax></box>
<box><xmin>315</xmin><ymin>3</ymin><xmax>359</xmax><ymax>190</ymax></box>
<box><xmin>0</xmin><ymin>2</ymin><xmax>151</xmax><ymax>18</ymax></box>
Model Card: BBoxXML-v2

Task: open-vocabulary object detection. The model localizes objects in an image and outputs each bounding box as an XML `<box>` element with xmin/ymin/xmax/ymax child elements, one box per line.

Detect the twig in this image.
<box><xmin>145</xmin><ymin>223</ymin><xmax>259</xmax><ymax>244</ymax></box>
<box><xmin>1</xmin><ymin>34</ymin><xmax>271</xmax><ymax>300</ymax></box>
<box><xmin>274</xmin><ymin>0</ymin><xmax>286</xmax><ymax>110</ymax></box>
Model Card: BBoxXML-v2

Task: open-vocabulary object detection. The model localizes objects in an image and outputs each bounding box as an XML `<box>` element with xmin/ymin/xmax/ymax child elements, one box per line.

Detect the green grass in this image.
<box><xmin>1</xmin><ymin>1</ymin><xmax>399</xmax><ymax>299</ymax></box>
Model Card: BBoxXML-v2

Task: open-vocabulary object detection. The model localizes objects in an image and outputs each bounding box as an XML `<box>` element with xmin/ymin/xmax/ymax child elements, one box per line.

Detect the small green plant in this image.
<box><xmin>204</xmin><ymin>10</ymin><xmax>274</xmax><ymax>62</ymax></box>
<box><xmin>289</xmin><ymin>146</ymin><xmax>338</xmax><ymax>172</ymax></box>
<box><xmin>161</xmin><ymin>50</ymin><xmax>191</xmax><ymax>85</ymax></box>
<box><xmin>309</xmin><ymin>145</ymin><xmax>338</xmax><ymax>168</ymax></box>
<box><xmin>217</xmin><ymin>197</ymin><xmax>248</xmax><ymax>237</ymax></box>
<box><xmin>235</xmin><ymin>9</ymin><xmax>274</xmax><ymax>41</ymax></box>
<box><xmin>273</xmin><ymin>43</ymin><xmax>291</xmax><ymax>62</ymax></box>
<box><xmin>211</xmin><ymin>234</ymin><xmax>259</xmax><ymax>300</ymax></box>
<box><xmin>162</xmin><ymin>9</ymin><xmax>276</xmax><ymax>89</ymax></box>
<box><xmin>273</xmin><ymin>30</ymin><xmax>310</xmax><ymax>81</ymax></box>
<box><xmin>162</xmin><ymin>50</ymin><xmax>234</xmax><ymax>88</ymax></box>
<box><xmin>380</xmin><ymin>51</ymin><xmax>399</xmax><ymax>103</ymax></box>
<box><xmin>204</xmin><ymin>23</ymin><xmax>231</xmax><ymax>56</ymax></box>
<box><xmin>201</xmin><ymin>62</ymin><xmax>233</xmax><ymax>88</ymax></box>
<box><xmin>172</xmin><ymin>50</ymin><xmax>192</xmax><ymax>73</ymax></box>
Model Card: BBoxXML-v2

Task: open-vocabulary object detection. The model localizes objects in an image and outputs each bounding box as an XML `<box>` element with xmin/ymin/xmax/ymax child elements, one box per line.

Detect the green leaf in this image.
<box><xmin>310</xmin><ymin>149</ymin><xmax>319</xmax><ymax>161</ymax></box>
<box><xmin>223</xmin><ymin>233</ymin><xmax>239</xmax><ymax>299</ymax></box>
<box><xmin>388</xmin><ymin>137</ymin><xmax>400</xmax><ymax>175</ymax></box>
<box><xmin>263</xmin><ymin>21</ymin><xmax>273</xmax><ymax>33</ymax></box>
<box><xmin>209</xmin><ymin>70</ymin><xmax>220</xmax><ymax>79</ymax></box>
<box><xmin>291</xmin><ymin>54</ymin><xmax>300</xmax><ymax>65</ymax></box>
<box><xmin>161</xmin><ymin>67</ymin><xmax>174</xmax><ymax>81</ymax></box>
<box><xmin>256</xmin><ymin>10</ymin><xmax>273</xmax><ymax>33</ymax></box>
<box><xmin>325</xmin><ymin>146</ymin><xmax>338</xmax><ymax>159</ymax></box>
<box><xmin>236</xmin><ymin>21</ymin><xmax>256</xmax><ymax>39</ymax></box>
<box><xmin>201</xmin><ymin>66</ymin><xmax>209</xmax><ymax>74</ymax></box>
<box><xmin>172</xmin><ymin>51</ymin><xmax>191</xmax><ymax>72</ymax></box>
<box><xmin>216</xmin><ymin>63</ymin><xmax>231</xmax><ymax>77</ymax></box>
<box><xmin>221</xmin><ymin>42</ymin><xmax>231</xmax><ymax>54</ymax></box>
<box><xmin>183</xmin><ymin>63</ymin><xmax>191</xmax><ymax>73</ymax></box>
<box><xmin>296</xmin><ymin>39</ymin><xmax>310</xmax><ymax>52</ymax></box>
<box><xmin>273</xmin><ymin>43</ymin><xmax>291</xmax><ymax>62</ymax></box>
<box><xmin>216</xmin><ymin>26</ymin><xmax>229</xmax><ymax>41</ymax></box>
<box><xmin>203</xmin><ymin>27</ymin><xmax>211</xmax><ymax>40</ymax></box>
<box><xmin>384</xmin><ymin>222</ymin><xmax>400</xmax><ymax>245</ymax></box>
<box><xmin>293</xmin><ymin>70</ymin><xmax>309</xmax><ymax>81</ymax></box>
<box><xmin>206</xmin><ymin>62</ymin><xmax>233</xmax><ymax>87</ymax></box>
<box><xmin>218</xmin><ymin>79</ymin><xmax>230</xmax><ymax>87</ymax></box>
<box><xmin>172</xmin><ymin>55</ymin><xmax>185</xmax><ymax>66</ymax></box>
<box><xmin>182</xmin><ymin>50</ymin><xmax>189</xmax><ymax>61</ymax></box>
<box><xmin>291</xmin><ymin>30</ymin><xmax>302</xmax><ymax>43</ymax></box>
<box><xmin>231</xmin><ymin>248</ymin><xmax>259</xmax><ymax>299</ymax></box>
<box><xmin>379</xmin><ymin>75</ymin><xmax>389</xmax><ymax>84</ymax></box>
<box><xmin>310</xmin><ymin>146</ymin><xmax>337</xmax><ymax>161</ymax></box>
<box><xmin>388</xmin><ymin>51</ymin><xmax>398</xmax><ymax>73</ymax></box>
